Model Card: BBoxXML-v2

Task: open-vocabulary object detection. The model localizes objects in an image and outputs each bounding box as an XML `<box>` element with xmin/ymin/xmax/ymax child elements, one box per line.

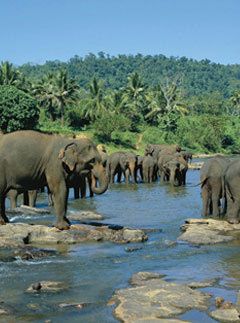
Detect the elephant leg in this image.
<box><xmin>149</xmin><ymin>168</ymin><xmax>153</xmax><ymax>183</ymax></box>
<box><xmin>211</xmin><ymin>193</ymin><xmax>220</xmax><ymax>217</ymax></box>
<box><xmin>227</xmin><ymin>197</ymin><xmax>240</xmax><ymax>224</ymax></box>
<box><xmin>23</xmin><ymin>191</ymin><xmax>29</xmax><ymax>206</ymax></box>
<box><xmin>47</xmin><ymin>186</ymin><xmax>54</xmax><ymax>206</ymax></box>
<box><xmin>28</xmin><ymin>190</ymin><xmax>37</xmax><ymax>207</ymax></box>
<box><xmin>8</xmin><ymin>190</ymin><xmax>18</xmax><ymax>209</ymax></box>
<box><xmin>0</xmin><ymin>193</ymin><xmax>9</xmax><ymax>224</ymax></box>
<box><xmin>87</xmin><ymin>175</ymin><xmax>94</xmax><ymax>198</ymax></box>
<box><xmin>201</xmin><ymin>186</ymin><xmax>210</xmax><ymax>216</ymax></box>
<box><xmin>47</xmin><ymin>177</ymin><xmax>70</xmax><ymax>230</ymax></box>
<box><xmin>74</xmin><ymin>186</ymin><xmax>80</xmax><ymax>199</ymax></box>
<box><xmin>117</xmin><ymin>170</ymin><xmax>122</xmax><ymax>183</ymax></box>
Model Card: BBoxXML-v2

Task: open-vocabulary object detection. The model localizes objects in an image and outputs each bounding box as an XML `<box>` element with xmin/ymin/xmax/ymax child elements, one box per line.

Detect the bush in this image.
<box><xmin>0</xmin><ymin>85</ymin><xmax>39</xmax><ymax>132</ymax></box>
<box><xmin>93</xmin><ymin>112</ymin><xmax>131</xmax><ymax>142</ymax></box>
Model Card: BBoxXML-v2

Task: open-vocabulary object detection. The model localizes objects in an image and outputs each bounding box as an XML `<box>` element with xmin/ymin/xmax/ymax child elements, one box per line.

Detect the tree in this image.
<box><xmin>0</xmin><ymin>85</ymin><xmax>39</xmax><ymax>132</ymax></box>
<box><xmin>229</xmin><ymin>91</ymin><xmax>240</xmax><ymax>116</ymax></box>
<box><xmin>122</xmin><ymin>72</ymin><xmax>147</xmax><ymax>130</ymax></box>
<box><xmin>33</xmin><ymin>70</ymin><xmax>79</xmax><ymax>125</ymax></box>
<box><xmin>80</xmin><ymin>77</ymin><xmax>106</xmax><ymax>121</ymax></box>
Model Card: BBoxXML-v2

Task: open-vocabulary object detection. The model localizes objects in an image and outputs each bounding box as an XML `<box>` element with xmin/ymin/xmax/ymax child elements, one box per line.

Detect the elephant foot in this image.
<box><xmin>227</xmin><ymin>218</ymin><xmax>240</xmax><ymax>225</ymax></box>
<box><xmin>55</xmin><ymin>218</ymin><xmax>71</xmax><ymax>230</ymax></box>
<box><xmin>0</xmin><ymin>215</ymin><xmax>9</xmax><ymax>224</ymax></box>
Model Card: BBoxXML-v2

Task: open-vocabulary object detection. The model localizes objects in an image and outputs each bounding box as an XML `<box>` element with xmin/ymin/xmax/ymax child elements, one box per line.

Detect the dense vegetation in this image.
<box><xmin>1</xmin><ymin>54</ymin><xmax>240</xmax><ymax>153</ymax></box>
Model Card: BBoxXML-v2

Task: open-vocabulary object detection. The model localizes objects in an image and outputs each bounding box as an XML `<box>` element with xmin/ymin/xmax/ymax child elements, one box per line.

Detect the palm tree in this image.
<box><xmin>52</xmin><ymin>70</ymin><xmax>80</xmax><ymax>125</ymax></box>
<box><xmin>34</xmin><ymin>70</ymin><xmax>79</xmax><ymax>125</ymax></box>
<box><xmin>80</xmin><ymin>77</ymin><xmax>106</xmax><ymax>121</ymax></box>
<box><xmin>230</xmin><ymin>91</ymin><xmax>240</xmax><ymax>115</ymax></box>
<box><xmin>0</xmin><ymin>61</ymin><xmax>21</xmax><ymax>86</ymax></box>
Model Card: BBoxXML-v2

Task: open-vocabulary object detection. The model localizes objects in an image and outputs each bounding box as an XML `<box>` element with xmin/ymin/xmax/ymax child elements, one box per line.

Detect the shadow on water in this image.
<box><xmin>1</xmin><ymin>169</ymin><xmax>240</xmax><ymax>322</ymax></box>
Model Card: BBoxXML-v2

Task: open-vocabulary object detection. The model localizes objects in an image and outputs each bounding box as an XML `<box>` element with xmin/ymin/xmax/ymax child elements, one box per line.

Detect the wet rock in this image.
<box><xmin>27</xmin><ymin>281</ymin><xmax>67</xmax><ymax>293</ymax></box>
<box><xmin>179</xmin><ymin>218</ymin><xmax>240</xmax><ymax>245</ymax></box>
<box><xmin>7</xmin><ymin>205</ymin><xmax>50</xmax><ymax>215</ymax></box>
<box><xmin>215</xmin><ymin>296</ymin><xmax>225</xmax><ymax>308</ymax></box>
<box><xmin>0</xmin><ymin>223</ymin><xmax>147</xmax><ymax>247</ymax></box>
<box><xmin>130</xmin><ymin>271</ymin><xmax>166</xmax><ymax>286</ymax></box>
<box><xmin>187</xmin><ymin>278</ymin><xmax>219</xmax><ymax>289</ymax></box>
<box><xmin>14</xmin><ymin>247</ymin><xmax>57</xmax><ymax>260</ymax></box>
<box><xmin>111</xmin><ymin>272</ymin><xmax>211</xmax><ymax>322</ymax></box>
<box><xmin>210</xmin><ymin>308</ymin><xmax>240</xmax><ymax>322</ymax></box>
<box><xmin>163</xmin><ymin>240</ymin><xmax>177</xmax><ymax>247</ymax></box>
<box><xmin>0</xmin><ymin>308</ymin><xmax>8</xmax><ymax>315</ymax></box>
<box><xmin>67</xmin><ymin>211</ymin><xmax>104</xmax><ymax>221</ymax></box>
<box><xmin>58</xmin><ymin>303</ymin><xmax>86</xmax><ymax>309</ymax></box>
<box><xmin>125</xmin><ymin>246</ymin><xmax>143</xmax><ymax>253</ymax></box>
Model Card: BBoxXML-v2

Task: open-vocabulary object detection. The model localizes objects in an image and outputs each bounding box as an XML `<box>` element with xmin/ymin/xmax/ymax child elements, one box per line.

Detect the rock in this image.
<box><xmin>0</xmin><ymin>308</ymin><xmax>8</xmax><ymax>315</ymax></box>
<box><xmin>111</xmin><ymin>272</ymin><xmax>211</xmax><ymax>322</ymax></box>
<box><xmin>67</xmin><ymin>211</ymin><xmax>104</xmax><ymax>221</ymax></box>
<box><xmin>7</xmin><ymin>205</ymin><xmax>50</xmax><ymax>215</ymax></box>
<box><xmin>130</xmin><ymin>272</ymin><xmax>166</xmax><ymax>286</ymax></box>
<box><xmin>215</xmin><ymin>296</ymin><xmax>225</xmax><ymax>308</ymax></box>
<box><xmin>123</xmin><ymin>229</ymin><xmax>147</xmax><ymax>243</ymax></box>
<box><xmin>179</xmin><ymin>218</ymin><xmax>240</xmax><ymax>245</ymax></box>
<box><xmin>210</xmin><ymin>308</ymin><xmax>240</xmax><ymax>322</ymax></box>
<box><xmin>58</xmin><ymin>303</ymin><xmax>86</xmax><ymax>309</ymax></box>
<box><xmin>187</xmin><ymin>278</ymin><xmax>219</xmax><ymax>289</ymax></box>
<box><xmin>0</xmin><ymin>223</ymin><xmax>148</xmax><ymax>248</ymax></box>
<box><xmin>125</xmin><ymin>246</ymin><xmax>143</xmax><ymax>253</ymax></box>
<box><xmin>27</xmin><ymin>281</ymin><xmax>67</xmax><ymax>293</ymax></box>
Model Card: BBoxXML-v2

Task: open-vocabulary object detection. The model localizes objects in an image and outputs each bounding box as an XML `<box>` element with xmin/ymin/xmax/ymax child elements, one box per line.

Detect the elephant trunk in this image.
<box><xmin>170</xmin><ymin>170</ymin><xmax>176</xmax><ymax>185</ymax></box>
<box><xmin>91</xmin><ymin>162</ymin><xmax>108</xmax><ymax>194</ymax></box>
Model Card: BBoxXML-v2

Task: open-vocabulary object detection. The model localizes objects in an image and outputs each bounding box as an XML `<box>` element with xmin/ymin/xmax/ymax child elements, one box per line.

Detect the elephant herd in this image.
<box><xmin>200</xmin><ymin>156</ymin><xmax>240</xmax><ymax>224</ymax></box>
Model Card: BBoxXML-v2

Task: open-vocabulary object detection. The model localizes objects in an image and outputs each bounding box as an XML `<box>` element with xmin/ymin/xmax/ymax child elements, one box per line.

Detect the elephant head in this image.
<box><xmin>164</xmin><ymin>159</ymin><xmax>182</xmax><ymax>186</ymax></box>
<box><xmin>59</xmin><ymin>140</ymin><xmax>108</xmax><ymax>195</ymax></box>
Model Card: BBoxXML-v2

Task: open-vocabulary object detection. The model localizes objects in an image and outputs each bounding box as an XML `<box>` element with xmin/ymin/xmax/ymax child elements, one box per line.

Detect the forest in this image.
<box><xmin>1</xmin><ymin>52</ymin><xmax>240</xmax><ymax>153</ymax></box>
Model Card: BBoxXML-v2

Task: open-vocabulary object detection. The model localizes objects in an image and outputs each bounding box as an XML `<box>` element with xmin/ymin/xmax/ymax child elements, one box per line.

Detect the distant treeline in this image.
<box><xmin>19</xmin><ymin>53</ymin><xmax>240</xmax><ymax>97</ymax></box>
<box><xmin>0</xmin><ymin>54</ymin><xmax>240</xmax><ymax>154</ymax></box>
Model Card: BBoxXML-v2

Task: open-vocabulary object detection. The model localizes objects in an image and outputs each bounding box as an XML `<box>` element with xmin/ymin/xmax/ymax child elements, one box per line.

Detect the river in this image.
<box><xmin>1</xmin><ymin>165</ymin><xmax>240</xmax><ymax>322</ymax></box>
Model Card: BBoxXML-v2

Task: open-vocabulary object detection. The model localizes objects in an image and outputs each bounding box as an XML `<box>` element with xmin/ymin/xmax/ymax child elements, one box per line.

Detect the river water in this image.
<box><xmin>1</xmin><ymin>166</ymin><xmax>240</xmax><ymax>322</ymax></box>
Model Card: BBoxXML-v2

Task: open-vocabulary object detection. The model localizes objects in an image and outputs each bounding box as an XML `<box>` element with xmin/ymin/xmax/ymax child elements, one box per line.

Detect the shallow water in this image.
<box><xmin>1</xmin><ymin>167</ymin><xmax>240</xmax><ymax>322</ymax></box>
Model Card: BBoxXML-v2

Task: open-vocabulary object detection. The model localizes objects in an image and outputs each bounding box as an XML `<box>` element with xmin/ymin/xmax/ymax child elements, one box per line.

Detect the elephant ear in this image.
<box><xmin>58</xmin><ymin>143</ymin><xmax>78</xmax><ymax>171</ymax></box>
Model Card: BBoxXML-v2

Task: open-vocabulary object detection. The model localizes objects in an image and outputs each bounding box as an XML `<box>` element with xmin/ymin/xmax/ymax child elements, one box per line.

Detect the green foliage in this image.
<box><xmin>0</xmin><ymin>85</ymin><xmax>39</xmax><ymax>132</ymax></box>
<box><xmin>93</xmin><ymin>112</ymin><xmax>131</xmax><ymax>142</ymax></box>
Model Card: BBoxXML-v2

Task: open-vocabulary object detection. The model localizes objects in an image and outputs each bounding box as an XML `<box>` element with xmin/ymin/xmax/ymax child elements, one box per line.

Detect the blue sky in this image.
<box><xmin>0</xmin><ymin>0</ymin><xmax>239</xmax><ymax>65</ymax></box>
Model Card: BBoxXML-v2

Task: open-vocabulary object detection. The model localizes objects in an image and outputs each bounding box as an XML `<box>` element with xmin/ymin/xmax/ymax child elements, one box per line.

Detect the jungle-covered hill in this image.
<box><xmin>19</xmin><ymin>52</ymin><xmax>240</xmax><ymax>98</ymax></box>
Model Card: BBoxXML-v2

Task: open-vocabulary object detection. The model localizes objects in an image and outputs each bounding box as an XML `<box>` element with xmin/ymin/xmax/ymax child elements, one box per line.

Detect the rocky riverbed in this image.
<box><xmin>179</xmin><ymin>218</ymin><xmax>240</xmax><ymax>245</ymax></box>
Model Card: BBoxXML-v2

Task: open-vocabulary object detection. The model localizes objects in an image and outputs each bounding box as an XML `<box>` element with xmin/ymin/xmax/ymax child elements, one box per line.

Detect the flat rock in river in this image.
<box><xmin>0</xmin><ymin>223</ymin><xmax>148</xmax><ymax>247</ymax></box>
<box><xmin>7</xmin><ymin>205</ymin><xmax>50</xmax><ymax>215</ymax></box>
<box><xmin>179</xmin><ymin>218</ymin><xmax>240</xmax><ymax>245</ymax></box>
<box><xmin>110</xmin><ymin>271</ymin><xmax>211</xmax><ymax>322</ymax></box>
<box><xmin>67</xmin><ymin>210</ymin><xmax>104</xmax><ymax>221</ymax></box>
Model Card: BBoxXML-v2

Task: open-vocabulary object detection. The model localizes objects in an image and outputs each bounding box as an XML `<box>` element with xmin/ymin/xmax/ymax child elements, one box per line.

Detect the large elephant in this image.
<box><xmin>142</xmin><ymin>155</ymin><xmax>157</xmax><ymax>183</ymax></box>
<box><xmin>107</xmin><ymin>151</ymin><xmax>137</xmax><ymax>184</ymax></box>
<box><xmin>200</xmin><ymin>157</ymin><xmax>230</xmax><ymax>217</ymax></box>
<box><xmin>145</xmin><ymin>144</ymin><xmax>181</xmax><ymax>161</ymax></box>
<box><xmin>224</xmin><ymin>158</ymin><xmax>240</xmax><ymax>224</ymax></box>
<box><xmin>0</xmin><ymin>130</ymin><xmax>108</xmax><ymax>229</ymax></box>
<box><xmin>158</xmin><ymin>154</ymin><xmax>187</xmax><ymax>186</ymax></box>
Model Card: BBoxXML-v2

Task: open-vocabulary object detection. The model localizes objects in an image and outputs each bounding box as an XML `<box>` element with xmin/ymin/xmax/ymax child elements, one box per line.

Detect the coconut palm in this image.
<box><xmin>0</xmin><ymin>61</ymin><xmax>21</xmax><ymax>86</ymax></box>
<box><xmin>80</xmin><ymin>77</ymin><xmax>106</xmax><ymax>121</ymax></box>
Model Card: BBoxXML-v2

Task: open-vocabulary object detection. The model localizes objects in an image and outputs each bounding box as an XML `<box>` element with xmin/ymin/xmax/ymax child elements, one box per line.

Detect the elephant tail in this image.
<box><xmin>186</xmin><ymin>177</ymin><xmax>208</xmax><ymax>188</ymax></box>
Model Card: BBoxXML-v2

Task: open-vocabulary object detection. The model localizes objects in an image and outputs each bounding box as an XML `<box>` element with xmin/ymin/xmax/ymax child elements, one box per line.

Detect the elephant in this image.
<box><xmin>136</xmin><ymin>155</ymin><xmax>144</xmax><ymax>182</ymax></box>
<box><xmin>145</xmin><ymin>144</ymin><xmax>181</xmax><ymax>161</ymax></box>
<box><xmin>142</xmin><ymin>155</ymin><xmax>157</xmax><ymax>183</ymax></box>
<box><xmin>158</xmin><ymin>154</ymin><xmax>188</xmax><ymax>186</ymax></box>
<box><xmin>176</xmin><ymin>151</ymin><xmax>193</xmax><ymax>163</ymax></box>
<box><xmin>224</xmin><ymin>158</ymin><xmax>240</xmax><ymax>224</ymax></box>
<box><xmin>200</xmin><ymin>156</ymin><xmax>230</xmax><ymax>217</ymax></box>
<box><xmin>97</xmin><ymin>144</ymin><xmax>108</xmax><ymax>168</ymax></box>
<box><xmin>107</xmin><ymin>151</ymin><xmax>137</xmax><ymax>184</ymax></box>
<box><xmin>7</xmin><ymin>189</ymin><xmax>38</xmax><ymax>209</ymax></box>
<box><xmin>0</xmin><ymin>130</ymin><xmax>108</xmax><ymax>230</ymax></box>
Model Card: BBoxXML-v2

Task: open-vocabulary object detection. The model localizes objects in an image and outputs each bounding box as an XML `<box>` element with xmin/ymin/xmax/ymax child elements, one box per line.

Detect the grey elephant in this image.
<box><xmin>107</xmin><ymin>151</ymin><xmax>137</xmax><ymax>184</ymax></box>
<box><xmin>158</xmin><ymin>154</ymin><xmax>187</xmax><ymax>186</ymax></box>
<box><xmin>224</xmin><ymin>158</ymin><xmax>240</xmax><ymax>223</ymax></box>
<box><xmin>145</xmin><ymin>144</ymin><xmax>181</xmax><ymax>161</ymax></box>
<box><xmin>142</xmin><ymin>155</ymin><xmax>157</xmax><ymax>183</ymax></box>
<box><xmin>200</xmin><ymin>156</ymin><xmax>230</xmax><ymax>217</ymax></box>
<box><xmin>0</xmin><ymin>130</ymin><xmax>108</xmax><ymax>229</ymax></box>
<box><xmin>7</xmin><ymin>189</ymin><xmax>38</xmax><ymax>209</ymax></box>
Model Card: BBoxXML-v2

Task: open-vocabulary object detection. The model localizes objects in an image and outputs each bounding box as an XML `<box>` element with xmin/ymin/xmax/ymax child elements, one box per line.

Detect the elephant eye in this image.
<box><xmin>89</xmin><ymin>158</ymin><xmax>95</xmax><ymax>164</ymax></box>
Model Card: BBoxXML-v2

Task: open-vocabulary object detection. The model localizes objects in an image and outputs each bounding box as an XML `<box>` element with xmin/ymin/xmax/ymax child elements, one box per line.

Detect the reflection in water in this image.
<box><xmin>0</xmin><ymin>169</ymin><xmax>240</xmax><ymax>322</ymax></box>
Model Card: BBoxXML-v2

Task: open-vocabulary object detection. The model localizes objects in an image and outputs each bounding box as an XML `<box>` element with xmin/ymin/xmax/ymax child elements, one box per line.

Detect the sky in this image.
<box><xmin>0</xmin><ymin>0</ymin><xmax>239</xmax><ymax>66</ymax></box>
